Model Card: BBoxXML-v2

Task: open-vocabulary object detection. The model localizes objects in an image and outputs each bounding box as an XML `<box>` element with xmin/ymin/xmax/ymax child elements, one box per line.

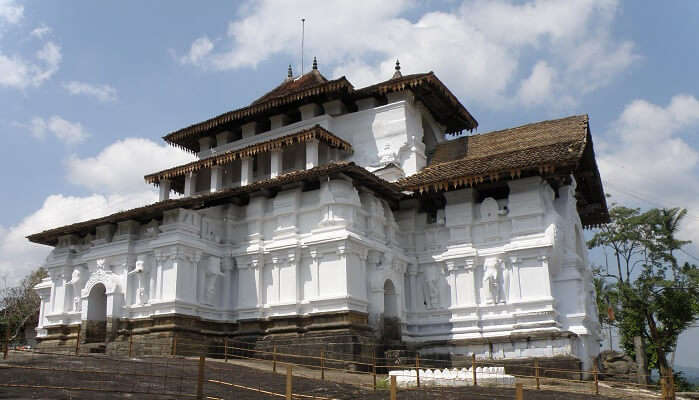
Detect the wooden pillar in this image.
<box><xmin>372</xmin><ymin>349</ymin><xmax>377</xmax><ymax>391</ymax></box>
<box><xmin>196</xmin><ymin>355</ymin><xmax>205</xmax><ymax>399</ymax></box>
<box><xmin>416</xmin><ymin>353</ymin><xmax>420</xmax><ymax>388</ymax></box>
<box><xmin>320</xmin><ymin>350</ymin><xmax>325</xmax><ymax>381</ymax></box>
<box><xmin>128</xmin><ymin>334</ymin><xmax>133</xmax><ymax>358</ymax></box>
<box><xmin>222</xmin><ymin>338</ymin><xmax>227</xmax><ymax>362</ymax></box>
<box><xmin>472</xmin><ymin>354</ymin><xmax>477</xmax><ymax>386</ymax></box>
<box><xmin>535</xmin><ymin>359</ymin><xmax>540</xmax><ymax>390</ymax></box>
<box><xmin>593</xmin><ymin>365</ymin><xmax>599</xmax><ymax>395</ymax></box>
<box><xmin>74</xmin><ymin>328</ymin><xmax>80</xmax><ymax>355</ymax></box>
<box><xmin>273</xmin><ymin>345</ymin><xmax>277</xmax><ymax>373</ymax></box>
<box><xmin>3</xmin><ymin>326</ymin><xmax>8</xmax><ymax>359</ymax></box>
<box><xmin>515</xmin><ymin>383</ymin><xmax>524</xmax><ymax>400</ymax></box>
<box><xmin>286</xmin><ymin>365</ymin><xmax>293</xmax><ymax>400</ymax></box>
<box><xmin>171</xmin><ymin>333</ymin><xmax>177</xmax><ymax>356</ymax></box>
<box><xmin>390</xmin><ymin>375</ymin><xmax>397</xmax><ymax>400</ymax></box>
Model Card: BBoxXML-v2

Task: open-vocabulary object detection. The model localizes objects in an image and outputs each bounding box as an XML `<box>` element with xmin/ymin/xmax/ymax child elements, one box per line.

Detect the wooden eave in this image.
<box><xmin>353</xmin><ymin>72</ymin><xmax>478</xmax><ymax>134</ymax></box>
<box><xmin>396</xmin><ymin>114</ymin><xmax>609</xmax><ymax>228</ymax></box>
<box><xmin>162</xmin><ymin>72</ymin><xmax>479</xmax><ymax>153</ymax></box>
<box><xmin>163</xmin><ymin>77</ymin><xmax>355</xmax><ymax>153</ymax></box>
<box><xmin>146</xmin><ymin>125</ymin><xmax>353</xmax><ymax>193</ymax></box>
<box><xmin>28</xmin><ymin>162</ymin><xmax>402</xmax><ymax>246</ymax></box>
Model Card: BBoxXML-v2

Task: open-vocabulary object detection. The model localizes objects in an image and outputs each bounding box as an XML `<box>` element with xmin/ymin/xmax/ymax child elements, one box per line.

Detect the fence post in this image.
<box><xmin>196</xmin><ymin>355</ymin><xmax>205</xmax><ymax>400</ymax></box>
<box><xmin>3</xmin><ymin>325</ymin><xmax>9</xmax><ymax>359</ymax></box>
<box><xmin>534</xmin><ymin>359</ymin><xmax>540</xmax><ymax>390</ymax></box>
<box><xmin>224</xmin><ymin>337</ymin><xmax>228</xmax><ymax>363</ymax></box>
<box><xmin>372</xmin><ymin>349</ymin><xmax>377</xmax><ymax>391</ymax></box>
<box><xmin>593</xmin><ymin>365</ymin><xmax>599</xmax><ymax>395</ymax></box>
<box><xmin>416</xmin><ymin>352</ymin><xmax>421</xmax><ymax>388</ymax></box>
<box><xmin>472</xmin><ymin>353</ymin><xmax>477</xmax><ymax>386</ymax></box>
<box><xmin>321</xmin><ymin>350</ymin><xmax>325</xmax><ymax>381</ymax></box>
<box><xmin>273</xmin><ymin>345</ymin><xmax>277</xmax><ymax>373</ymax></box>
<box><xmin>128</xmin><ymin>333</ymin><xmax>133</xmax><ymax>358</ymax></box>
<box><xmin>286</xmin><ymin>365</ymin><xmax>292</xmax><ymax>400</ymax></box>
<box><xmin>171</xmin><ymin>333</ymin><xmax>177</xmax><ymax>356</ymax></box>
<box><xmin>390</xmin><ymin>375</ymin><xmax>397</xmax><ymax>400</ymax></box>
<box><xmin>74</xmin><ymin>328</ymin><xmax>80</xmax><ymax>355</ymax></box>
<box><xmin>515</xmin><ymin>383</ymin><xmax>524</xmax><ymax>400</ymax></box>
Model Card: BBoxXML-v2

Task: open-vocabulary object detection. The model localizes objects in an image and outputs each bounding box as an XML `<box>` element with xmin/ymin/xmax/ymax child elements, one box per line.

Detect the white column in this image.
<box><xmin>210</xmin><ymin>166</ymin><xmax>223</xmax><ymax>192</ymax></box>
<box><xmin>310</xmin><ymin>250</ymin><xmax>320</xmax><ymax>298</ymax></box>
<box><xmin>241</xmin><ymin>157</ymin><xmax>254</xmax><ymax>186</ymax></box>
<box><xmin>199</xmin><ymin>137</ymin><xmax>212</xmax><ymax>151</ymax></box>
<box><xmin>270</xmin><ymin>114</ymin><xmax>289</xmax><ymax>130</ymax></box>
<box><xmin>184</xmin><ymin>172</ymin><xmax>197</xmax><ymax>196</ymax></box>
<box><xmin>216</xmin><ymin>131</ymin><xmax>230</xmax><ymax>147</ymax></box>
<box><xmin>270</xmin><ymin>149</ymin><xmax>282</xmax><ymax>178</ymax></box>
<box><xmin>159</xmin><ymin>179</ymin><xmax>171</xmax><ymax>201</ymax></box>
<box><xmin>299</xmin><ymin>103</ymin><xmax>322</xmax><ymax>120</ymax></box>
<box><xmin>222</xmin><ymin>258</ymin><xmax>234</xmax><ymax>309</ymax></box>
<box><xmin>408</xmin><ymin>265</ymin><xmax>418</xmax><ymax>312</ymax></box>
<box><xmin>242</xmin><ymin>122</ymin><xmax>256</xmax><ymax>139</ymax></box>
<box><xmin>305</xmin><ymin>139</ymin><xmax>319</xmax><ymax>169</ymax></box>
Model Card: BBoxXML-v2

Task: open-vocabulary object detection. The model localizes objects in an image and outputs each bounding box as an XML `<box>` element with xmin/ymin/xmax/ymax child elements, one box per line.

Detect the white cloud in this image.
<box><xmin>0</xmin><ymin>41</ymin><xmax>62</xmax><ymax>89</ymax></box>
<box><xmin>180</xmin><ymin>36</ymin><xmax>214</xmax><ymax>66</ymax></box>
<box><xmin>518</xmin><ymin>60</ymin><xmax>556</xmax><ymax>106</ymax></box>
<box><xmin>598</xmin><ymin>94</ymin><xmax>699</xmax><ymax>246</ymax></box>
<box><xmin>20</xmin><ymin>115</ymin><xmax>90</xmax><ymax>144</ymax></box>
<box><xmin>30</xmin><ymin>24</ymin><xmax>51</xmax><ymax>39</ymax></box>
<box><xmin>63</xmin><ymin>81</ymin><xmax>118</xmax><ymax>102</ymax></box>
<box><xmin>0</xmin><ymin>0</ymin><xmax>23</xmax><ymax>25</ymax></box>
<box><xmin>179</xmin><ymin>0</ymin><xmax>637</xmax><ymax>108</ymax></box>
<box><xmin>0</xmin><ymin>137</ymin><xmax>196</xmax><ymax>287</ymax></box>
<box><xmin>66</xmin><ymin>137</ymin><xmax>195</xmax><ymax>194</ymax></box>
<box><xmin>0</xmin><ymin>192</ymin><xmax>157</xmax><ymax>288</ymax></box>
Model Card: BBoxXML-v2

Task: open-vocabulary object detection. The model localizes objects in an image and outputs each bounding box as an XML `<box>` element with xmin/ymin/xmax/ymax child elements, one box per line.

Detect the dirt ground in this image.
<box><xmin>0</xmin><ymin>350</ymin><xmax>637</xmax><ymax>399</ymax></box>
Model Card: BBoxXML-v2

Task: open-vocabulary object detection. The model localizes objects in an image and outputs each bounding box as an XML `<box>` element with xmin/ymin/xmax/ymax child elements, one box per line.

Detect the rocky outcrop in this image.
<box><xmin>597</xmin><ymin>350</ymin><xmax>638</xmax><ymax>381</ymax></box>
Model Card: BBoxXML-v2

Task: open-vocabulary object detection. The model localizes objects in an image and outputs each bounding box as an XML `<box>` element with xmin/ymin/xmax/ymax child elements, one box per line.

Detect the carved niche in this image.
<box><xmin>482</xmin><ymin>257</ymin><xmax>508</xmax><ymax>305</ymax></box>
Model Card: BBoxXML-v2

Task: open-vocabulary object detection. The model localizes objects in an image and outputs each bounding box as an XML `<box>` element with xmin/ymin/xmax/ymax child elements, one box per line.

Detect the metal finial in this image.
<box><xmin>312</xmin><ymin>56</ymin><xmax>318</xmax><ymax>70</ymax></box>
<box><xmin>392</xmin><ymin>59</ymin><xmax>402</xmax><ymax>79</ymax></box>
<box><xmin>288</xmin><ymin>64</ymin><xmax>293</xmax><ymax>78</ymax></box>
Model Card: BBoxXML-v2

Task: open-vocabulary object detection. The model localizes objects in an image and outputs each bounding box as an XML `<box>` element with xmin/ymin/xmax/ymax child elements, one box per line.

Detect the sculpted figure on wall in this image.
<box><xmin>205</xmin><ymin>257</ymin><xmax>223</xmax><ymax>305</ymax></box>
<box><xmin>483</xmin><ymin>257</ymin><xmax>505</xmax><ymax>304</ymax></box>
<box><xmin>422</xmin><ymin>266</ymin><xmax>441</xmax><ymax>309</ymax></box>
<box><xmin>70</xmin><ymin>267</ymin><xmax>83</xmax><ymax>311</ymax></box>
<box><xmin>128</xmin><ymin>259</ymin><xmax>147</xmax><ymax>305</ymax></box>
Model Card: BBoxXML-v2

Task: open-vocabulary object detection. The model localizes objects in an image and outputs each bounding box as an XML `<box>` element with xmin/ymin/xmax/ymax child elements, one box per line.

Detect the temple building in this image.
<box><xmin>29</xmin><ymin>59</ymin><xmax>608</xmax><ymax>369</ymax></box>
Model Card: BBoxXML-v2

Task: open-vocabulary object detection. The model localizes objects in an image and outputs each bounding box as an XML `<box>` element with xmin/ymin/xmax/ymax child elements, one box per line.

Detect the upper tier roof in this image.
<box><xmin>163</xmin><ymin>70</ymin><xmax>478</xmax><ymax>152</ymax></box>
<box><xmin>145</xmin><ymin>125</ymin><xmax>353</xmax><ymax>193</ymax></box>
<box><xmin>398</xmin><ymin>114</ymin><xmax>608</xmax><ymax>227</ymax></box>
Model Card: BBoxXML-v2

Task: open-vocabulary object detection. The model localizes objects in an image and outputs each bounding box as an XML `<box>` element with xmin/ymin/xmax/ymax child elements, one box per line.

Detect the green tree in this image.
<box><xmin>588</xmin><ymin>206</ymin><xmax>699</xmax><ymax>381</ymax></box>
<box><xmin>0</xmin><ymin>267</ymin><xmax>48</xmax><ymax>343</ymax></box>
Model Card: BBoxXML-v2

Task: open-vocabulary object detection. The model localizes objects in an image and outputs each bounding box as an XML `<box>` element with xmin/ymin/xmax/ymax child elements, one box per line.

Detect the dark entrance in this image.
<box><xmin>84</xmin><ymin>283</ymin><xmax>107</xmax><ymax>343</ymax></box>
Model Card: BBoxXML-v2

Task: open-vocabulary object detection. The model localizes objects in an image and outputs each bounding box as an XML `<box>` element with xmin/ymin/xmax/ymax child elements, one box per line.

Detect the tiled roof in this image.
<box><xmin>27</xmin><ymin>162</ymin><xmax>402</xmax><ymax>246</ymax></box>
<box><xmin>397</xmin><ymin>115</ymin><xmax>609</xmax><ymax>227</ymax></box>
<box><xmin>162</xmin><ymin>72</ymin><xmax>478</xmax><ymax>152</ymax></box>
<box><xmin>163</xmin><ymin>75</ymin><xmax>354</xmax><ymax>152</ymax></box>
<box><xmin>145</xmin><ymin>125</ymin><xmax>352</xmax><ymax>191</ymax></box>
<box><xmin>252</xmin><ymin>69</ymin><xmax>329</xmax><ymax>105</ymax></box>
<box><xmin>353</xmin><ymin>72</ymin><xmax>477</xmax><ymax>134</ymax></box>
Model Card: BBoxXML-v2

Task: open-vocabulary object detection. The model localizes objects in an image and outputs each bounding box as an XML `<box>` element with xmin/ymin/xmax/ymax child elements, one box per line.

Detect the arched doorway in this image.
<box><xmin>383</xmin><ymin>279</ymin><xmax>401</xmax><ymax>342</ymax></box>
<box><xmin>85</xmin><ymin>283</ymin><xmax>107</xmax><ymax>343</ymax></box>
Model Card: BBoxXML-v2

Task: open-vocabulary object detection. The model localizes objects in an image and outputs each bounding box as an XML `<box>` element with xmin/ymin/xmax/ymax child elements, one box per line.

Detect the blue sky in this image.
<box><xmin>1</xmin><ymin>0</ymin><xmax>698</xmax><ymax>367</ymax></box>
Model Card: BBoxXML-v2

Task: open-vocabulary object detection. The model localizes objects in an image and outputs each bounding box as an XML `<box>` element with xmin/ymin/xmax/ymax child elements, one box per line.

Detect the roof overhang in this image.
<box><xmin>28</xmin><ymin>162</ymin><xmax>402</xmax><ymax>246</ymax></box>
<box><xmin>146</xmin><ymin>125</ymin><xmax>353</xmax><ymax>193</ymax></box>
